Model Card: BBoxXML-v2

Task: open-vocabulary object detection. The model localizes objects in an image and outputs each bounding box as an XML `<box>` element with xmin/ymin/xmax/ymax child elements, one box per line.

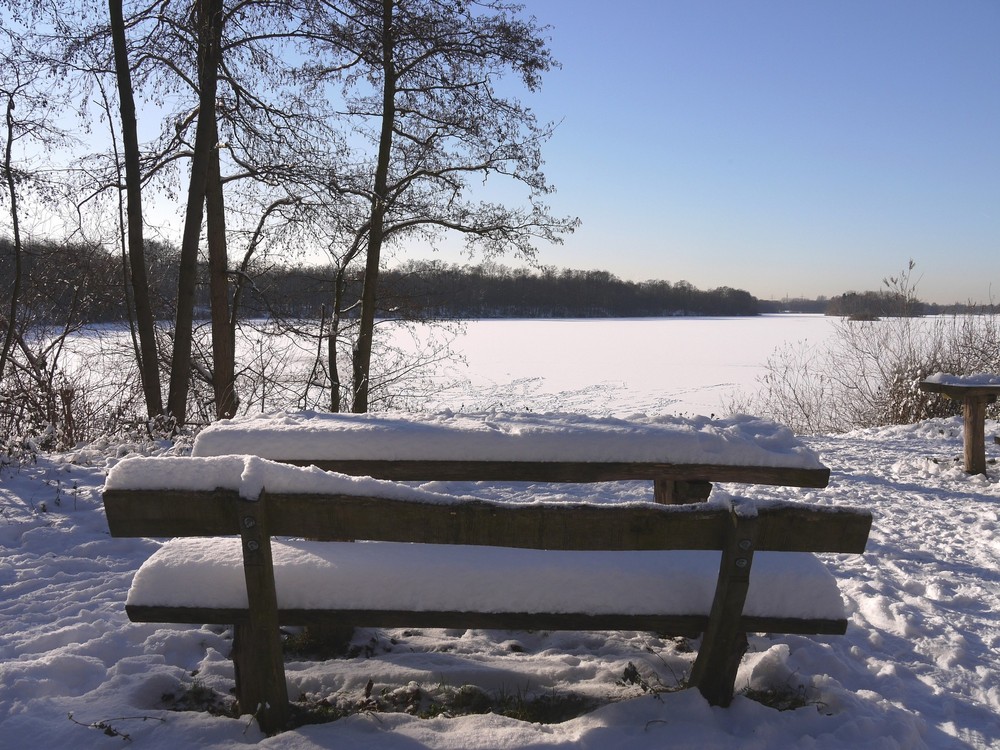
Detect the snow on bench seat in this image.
<box><xmin>190</xmin><ymin>409</ymin><xmax>826</xmax><ymax>469</ymax></box>
<box><xmin>126</xmin><ymin>537</ymin><xmax>847</xmax><ymax>621</ymax></box>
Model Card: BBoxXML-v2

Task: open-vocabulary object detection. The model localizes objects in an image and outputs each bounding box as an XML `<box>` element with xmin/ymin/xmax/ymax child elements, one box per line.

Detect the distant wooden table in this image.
<box><xmin>919</xmin><ymin>379</ymin><xmax>1000</xmax><ymax>474</ymax></box>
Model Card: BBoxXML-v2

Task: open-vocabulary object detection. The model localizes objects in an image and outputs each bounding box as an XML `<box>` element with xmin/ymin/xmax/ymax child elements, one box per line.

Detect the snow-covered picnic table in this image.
<box><xmin>191</xmin><ymin>410</ymin><xmax>830</xmax><ymax>503</ymax></box>
<box><xmin>920</xmin><ymin>373</ymin><xmax>1000</xmax><ymax>474</ymax></box>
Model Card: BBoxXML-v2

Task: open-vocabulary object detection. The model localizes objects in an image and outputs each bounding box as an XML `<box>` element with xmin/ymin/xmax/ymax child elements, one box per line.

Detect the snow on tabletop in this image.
<box><xmin>126</xmin><ymin>537</ymin><xmax>846</xmax><ymax>620</ymax></box>
<box><xmin>103</xmin><ymin>454</ymin><xmax>470</xmax><ymax>503</ymax></box>
<box><xmin>924</xmin><ymin>371</ymin><xmax>1000</xmax><ymax>386</ymax></box>
<box><xmin>191</xmin><ymin>409</ymin><xmax>825</xmax><ymax>468</ymax></box>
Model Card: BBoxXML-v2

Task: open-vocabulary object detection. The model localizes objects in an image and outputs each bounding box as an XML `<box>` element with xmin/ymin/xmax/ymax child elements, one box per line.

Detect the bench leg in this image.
<box><xmin>235</xmin><ymin>493</ymin><xmax>290</xmax><ymax>733</ymax></box>
<box><xmin>690</xmin><ymin>629</ymin><xmax>749</xmax><ymax>706</ymax></box>
<box><xmin>232</xmin><ymin>622</ymin><xmax>290</xmax><ymax>733</ymax></box>
<box><xmin>688</xmin><ymin>499</ymin><xmax>758</xmax><ymax>706</ymax></box>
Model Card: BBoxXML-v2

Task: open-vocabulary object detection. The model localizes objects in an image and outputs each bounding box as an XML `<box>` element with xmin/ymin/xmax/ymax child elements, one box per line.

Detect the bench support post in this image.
<box><xmin>689</xmin><ymin>499</ymin><xmax>759</xmax><ymax>706</ymax></box>
<box><xmin>654</xmin><ymin>479</ymin><xmax>712</xmax><ymax>504</ymax></box>
<box><xmin>233</xmin><ymin>493</ymin><xmax>289</xmax><ymax>734</ymax></box>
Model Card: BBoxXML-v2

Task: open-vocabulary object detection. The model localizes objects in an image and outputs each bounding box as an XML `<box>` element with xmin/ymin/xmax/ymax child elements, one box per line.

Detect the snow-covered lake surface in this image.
<box><xmin>49</xmin><ymin>314</ymin><xmax>840</xmax><ymax>420</ymax></box>
<box><xmin>433</xmin><ymin>315</ymin><xmax>837</xmax><ymax>416</ymax></box>
<box><xmin>2</xmin><ymin>316</ymin><xmax>1000</xmax><ymax>749</ymax></box>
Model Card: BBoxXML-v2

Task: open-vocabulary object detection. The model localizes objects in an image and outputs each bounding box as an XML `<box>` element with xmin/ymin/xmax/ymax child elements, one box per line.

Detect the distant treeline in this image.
<box><xmin>350</xmin><ymin>262</ymin><xmax>762</xmax><ymax>318</ymax></box>
<box><xmin>0</xmin><ymin>240</ymin><xmax>762</xmax><ymax>323</ymax></box>
<box><xmin>4</xmin><ymin>238</ymin><xmax>990</xmax><ymax>325</ymax></box>
<box><xmin>758</xmin><ymin>292</ymin><xmax>993</xmax><ymax>318</ymax></box>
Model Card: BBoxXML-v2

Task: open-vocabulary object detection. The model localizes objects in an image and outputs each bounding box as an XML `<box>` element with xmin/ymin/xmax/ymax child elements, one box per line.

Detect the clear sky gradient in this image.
<box><xmin>476</xmin><ymin>0</ymin><xmax>999</xmax><ymax>304</ymax></box>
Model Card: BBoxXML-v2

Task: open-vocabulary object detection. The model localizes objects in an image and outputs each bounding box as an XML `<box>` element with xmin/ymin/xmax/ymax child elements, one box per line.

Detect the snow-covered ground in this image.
<box><xmin>2</xmin><ymin>316</ymin><xmax>999</xmax><ymax>748</ymax></box>
<box><xmin>2</xmin><ymin>416</ymin><xmax>998</xmax><ymax>748</ymax></box>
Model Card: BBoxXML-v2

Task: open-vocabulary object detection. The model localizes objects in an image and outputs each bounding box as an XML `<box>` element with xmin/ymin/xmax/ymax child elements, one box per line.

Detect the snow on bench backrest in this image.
<box><xmin>104</xmin><ymin>454</ymin><xmax>466</xmax><ymax>503</ymax></box>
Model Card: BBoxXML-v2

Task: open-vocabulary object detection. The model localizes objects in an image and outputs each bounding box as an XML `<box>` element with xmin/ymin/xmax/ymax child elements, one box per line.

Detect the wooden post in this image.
<box><xmin>689</xmin><ymin>499</ymin><xmax>759</xmax><ymax>706</ymax></box>
<box><xmin>963</xmin><ymin>396</ymin><xmax>988</xmax><ymax>475</ymax></box>
<box><xmin>654</xmin><ymin>479</ymin><xmax>713</xmax><ymax>505</ymax></box>
<box><xmin>233</xmin><ymin>492</ymin><xmax>289</xmax><ymax>733</ymax></box>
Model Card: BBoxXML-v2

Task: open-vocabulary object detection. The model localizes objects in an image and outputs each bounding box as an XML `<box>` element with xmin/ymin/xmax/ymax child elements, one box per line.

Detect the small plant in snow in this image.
<box><xmin>67</xmin><ymin>712</ymin><xmax>166</xmax><ymax>741</ymax></box>
<box><xmin>741</xmin><ymin>684</ymin><xmax>826</xmax><ymax>713</ymax></box>
<box><xmin>161</xmin><ymin>680</ymin><xmax>237</xmax><ymax>717</ymax></box>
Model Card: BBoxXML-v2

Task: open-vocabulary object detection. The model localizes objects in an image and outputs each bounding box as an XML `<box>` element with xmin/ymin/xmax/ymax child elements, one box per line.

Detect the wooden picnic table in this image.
<box><xmin>919</xmin><ymin>376</ymin><xmax>1000</xmax><ymax>474</ymax></box>
<box><xmin>191</xmin><ymin>410</ymin><xmax>830</xmax><ymax>504</ymax></box>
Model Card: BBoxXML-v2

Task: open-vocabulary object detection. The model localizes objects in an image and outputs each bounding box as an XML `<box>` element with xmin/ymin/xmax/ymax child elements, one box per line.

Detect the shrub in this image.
<box><xmin>728</xmin><ymin>264</ymin><xmax>1000</xmax><ymax>433</ymax></box>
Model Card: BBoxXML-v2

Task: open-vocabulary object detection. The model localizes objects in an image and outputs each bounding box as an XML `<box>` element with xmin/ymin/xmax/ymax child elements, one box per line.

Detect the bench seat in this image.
<box><xmin>127</xmin><ymin>538</ymin><xmax>847</xmax><ymax>623</ymax></box>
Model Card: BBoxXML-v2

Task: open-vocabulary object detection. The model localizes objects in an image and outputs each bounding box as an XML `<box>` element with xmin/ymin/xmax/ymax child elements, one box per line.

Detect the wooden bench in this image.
<box><xmin>919</xmin><ymin>375</ymin><xmax>1000</xmax><ymax>475</ymax></box>
<box><xmin>103</xmin><ymin>455</ymin><xmax>870</xmax><ymax>735</ymax></box>
<box><xmin>191</xmin><ymin>411</ymin><xmax>831</xmax><ymax>504</ymax></box>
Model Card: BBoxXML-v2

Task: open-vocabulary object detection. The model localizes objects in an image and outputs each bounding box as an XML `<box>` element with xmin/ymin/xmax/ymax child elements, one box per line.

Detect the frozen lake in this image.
<box><xmin>59</xmin><ymin>314</ymin><xmax>837</xmax><ymax>422</ymax></box>
<box><xmin>425</xmin><ymin>314</ymin><xmax>836</xmax><ymax>416</ymax></box>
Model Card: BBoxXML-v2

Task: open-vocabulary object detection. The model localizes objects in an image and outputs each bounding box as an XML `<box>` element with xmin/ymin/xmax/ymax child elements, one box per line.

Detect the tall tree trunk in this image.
<box><xmin>329</xmin><ymin>266</ymin><xmax>348</xmax><ymax>413</ymax></box>
<box><xmin>0</xmin><ymin>91</ymin><xmax>22</xmax><ymax>382</ymax></box>
<box><xmin>167</xmin><ymin>0</ymin><xmax>224</xmax><ymax>424</ymax></box>
<box><xmin>351</xmin><ymin>0</ymin><xmax>396</xmax><ymax>414</ymax></box>
<box><xmin>108</xmin><ymin>0</ymin><xmax>163</xmax><ymax>418</ymax></box>
<box><xmin>206</xmin><ymin>119</ymin><xmax>236</xmax><ymax>419</ymax></box>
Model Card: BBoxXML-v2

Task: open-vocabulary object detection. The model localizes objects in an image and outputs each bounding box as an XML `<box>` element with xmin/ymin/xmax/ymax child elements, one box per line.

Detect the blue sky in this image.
<box><xmin>482</xmin><ymin>0</ymin><xmax>1000</xmax><ymax>304</ymax></box>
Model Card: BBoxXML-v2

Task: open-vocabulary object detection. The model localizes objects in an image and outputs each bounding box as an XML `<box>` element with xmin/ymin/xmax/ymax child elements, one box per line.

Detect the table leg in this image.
<box><xmin>654</xmin><ymin>479</ymin><xmax>712</xmax><ymax>504</ymax></box>
<box><xmin>963</xmin><ymin>396</ymin><xmax>988</xmax><ymax>474</ymax></box>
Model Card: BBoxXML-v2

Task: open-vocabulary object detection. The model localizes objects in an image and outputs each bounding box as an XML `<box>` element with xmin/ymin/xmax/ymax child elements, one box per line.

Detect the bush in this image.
<box><xmin>728</xmin><ymin>265</ymin><xmax>1000</xmax><ymax>433</ymax></box>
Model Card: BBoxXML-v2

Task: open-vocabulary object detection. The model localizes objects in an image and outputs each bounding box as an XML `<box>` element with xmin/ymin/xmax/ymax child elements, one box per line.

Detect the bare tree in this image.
<box><xmin>305</xmin><ymin>0</ymin><xmax>578</xmax><ymax>412</ymax></box>
<box><xmin>0</xmin><ymin>39</ymin><xmax>68</xmax><ymax>386</ymax></box>
<box><xmin>0</xmin><ymin>76</ymin><xmax>26</xmax><ymax>383</ymax></box>
<box><xmin>146</xmin><ymin>0</ymin><xmax>334</xmax><ymax>423</ymax></box>
<box><xmin>108</xmin><ymin>0</ymin><xmax>164</xmax><ymax>419</ymax></box>
<box><xmin>3</xmin><ymin>0</ymin><xmax>579</xmax><ymax>424</ymax></box>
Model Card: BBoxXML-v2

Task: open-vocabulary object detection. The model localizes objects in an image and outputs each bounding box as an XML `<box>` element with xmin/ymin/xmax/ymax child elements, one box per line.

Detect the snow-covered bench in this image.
<box><xmin>191</xmin><ymin>410</ymin><xmax>831</xmax><ymax>503</ymax></box>
<box><xmin>102</xmin><ymin>455</ymin><xmax>870</xmax><ymax>735</ymax></box>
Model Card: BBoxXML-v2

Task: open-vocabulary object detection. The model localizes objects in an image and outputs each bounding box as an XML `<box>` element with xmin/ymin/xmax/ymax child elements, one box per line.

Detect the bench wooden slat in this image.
<box><xmin>918</xmin><ymin>381</ymin><xmax>1000</xmax><ymax>399</ymax></box>
<box><xmin>124</xmin><ymin>605</ymin><xmax>848</xmax><ymax>636</ymax></box>
<box><xmin>103</xmin><ymin>488</ymin><xmax>237</xmax><ymax>537</ymax></box>
<box><xmin>280</xmin><ymin>458</ymin><xmax>831</xmax><ymax>488</ymax></box>
<box><xmin>104</xmin><ymin>489</ymin><xmax>870</xmax><ymax>554</ymax></box>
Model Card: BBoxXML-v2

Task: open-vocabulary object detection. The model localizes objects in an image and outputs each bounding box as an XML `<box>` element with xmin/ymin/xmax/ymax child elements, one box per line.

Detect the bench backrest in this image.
<box><xmin>103</xmin><ymin>484</ymin><xmax>871</xmax><ymax>727</ymax></box>
<box><xmin>103</xmin><ymin>489</ymin><xmax>870</xmax><ymax>555</ymax></box>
